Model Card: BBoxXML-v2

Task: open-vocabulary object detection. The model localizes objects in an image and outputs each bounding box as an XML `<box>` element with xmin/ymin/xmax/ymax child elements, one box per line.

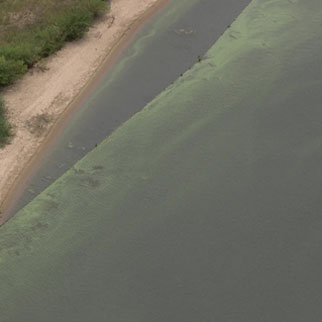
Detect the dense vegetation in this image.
<box><xmin>0</xmin><ymin>0</ymin><xmax>108</xmax><ymax>145</ymax></box>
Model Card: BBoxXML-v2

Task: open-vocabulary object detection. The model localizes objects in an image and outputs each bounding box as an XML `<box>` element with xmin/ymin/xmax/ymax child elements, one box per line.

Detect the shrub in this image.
<box><xmin>58</xmin><ymin>9</ymin><xmax>94</xmax><ymax>41</ymax></box>
<box><xmin>0</xmin><ymin>42</ymin><xmax>38</xmax><ymax>67</ymax></box>
<box><xmin>82</xmin><ymin>0</ymin><xmax>108</xmax><ymax>17</ymax></box>
<box><xmin>0</xmin><ymin>55</ymin><xmax>27</xmax><ymax>87</ymax></box>
<box><xmin>33</xmin><ymin>25</ymin><xmax>64</xmax><ymax>57</ymax></box>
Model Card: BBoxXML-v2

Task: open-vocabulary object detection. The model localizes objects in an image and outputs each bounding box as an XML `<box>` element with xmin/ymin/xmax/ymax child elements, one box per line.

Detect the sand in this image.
<box><xmin>0</xmin><ymin>0</ymin><xmax>167</xmax><ymax>222</ymax></box>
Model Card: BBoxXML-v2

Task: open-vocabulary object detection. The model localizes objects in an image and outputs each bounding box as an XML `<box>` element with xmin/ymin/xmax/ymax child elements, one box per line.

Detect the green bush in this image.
<box><xmin>0</xmin><ymin>42</ymin><xmax>38</xmax><ymax>67</ymax></box>
<box><xmin>0</xmin><ymin>55</ymin><xmax>27</xmax><ymax>86</ymax></box>
<box><xmin>58</xmin><ymin>9</ymin><xmax>94</xmax><ymax>41</ymax></box>
<box><xmin>56</xmin><ymin>0</ymin><xmax>107</xmax><ymax>42</ymax></box>
<box><xmin>33</xmin><ymin>25</ymin><xmax>64</xmax><ymax>57</ymax></box>
<box><xmin>0</xmin><ymin>97</ymin><xmax>11</xmax><ymax>146</ymax></box>
<box><xmin>0</xmin><ymin>0</ymin><xmax>108</xmax><ymax>68</ymax></box>
<box><xmin>82</xmin><ymin>0</ymin><xmax>108</xmax><ymax>17</ymax></box>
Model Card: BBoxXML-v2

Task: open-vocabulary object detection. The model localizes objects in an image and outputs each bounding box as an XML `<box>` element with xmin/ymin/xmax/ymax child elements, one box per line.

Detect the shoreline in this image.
<box><xmin>0</xmin><ymin>0</ymin><xmax>169</xmax><ymax>225</ymax></box>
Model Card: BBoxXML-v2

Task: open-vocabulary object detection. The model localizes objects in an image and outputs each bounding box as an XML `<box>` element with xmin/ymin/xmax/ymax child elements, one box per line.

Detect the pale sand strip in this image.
<box><xmin>0</xmin><ymin>0</ymin><xmax>167</xmax><ymax>222</ymax></box>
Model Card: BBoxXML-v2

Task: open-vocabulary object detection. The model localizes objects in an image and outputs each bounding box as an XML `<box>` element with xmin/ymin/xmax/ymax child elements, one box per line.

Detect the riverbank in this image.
<box><xmin>0</xmin><ymin>0</ymin><xmax>108</xmax><ymax>145</ymax></box>
<box><xmin>0</xmin><ymin>0</ymin><xmax>168</xmax><ymax>223</ymax></box>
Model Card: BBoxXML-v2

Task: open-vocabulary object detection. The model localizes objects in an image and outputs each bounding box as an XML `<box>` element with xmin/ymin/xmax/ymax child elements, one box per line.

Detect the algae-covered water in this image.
<box><xmin>2</xmin><ymin>0</ymin><xmax>322</xmax><ymax>321</ymax></box>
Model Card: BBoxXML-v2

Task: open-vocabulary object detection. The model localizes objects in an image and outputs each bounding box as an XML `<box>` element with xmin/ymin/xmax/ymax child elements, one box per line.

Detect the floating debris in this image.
<box><xmin>175</xmin><ymin>28</ymin><xmax>195</xmax><ymax>35</ymax></box>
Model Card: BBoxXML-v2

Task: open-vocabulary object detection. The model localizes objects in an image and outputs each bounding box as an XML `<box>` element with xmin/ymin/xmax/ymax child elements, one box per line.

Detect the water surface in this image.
<box><xmin>2</xmin><ymin>0</ymin><xmax>322</xmax><ymax>321</ymax></box>
<box><xmin>10</xmin><ymin>0</ymin><xmax>251</xmax><ymax>216</ymax></box>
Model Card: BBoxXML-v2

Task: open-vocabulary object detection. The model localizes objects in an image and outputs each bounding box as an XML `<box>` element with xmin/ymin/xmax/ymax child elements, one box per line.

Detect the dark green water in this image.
<box><xmin>2</xmin><ymin>0</ymin><xmax>322</xmax><ymax>321</ymax></box>
<box><xmin>9</xmin><ymin>0</ymin><xmax>251</xmax><ymax>216</ymax></box>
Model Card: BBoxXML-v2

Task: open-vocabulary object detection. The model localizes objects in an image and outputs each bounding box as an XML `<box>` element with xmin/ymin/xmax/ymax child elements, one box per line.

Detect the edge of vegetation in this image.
<box><xmin>0</xmin><ymin>97</ymin><xmax>11</xmax><ymax>147</ymax></box>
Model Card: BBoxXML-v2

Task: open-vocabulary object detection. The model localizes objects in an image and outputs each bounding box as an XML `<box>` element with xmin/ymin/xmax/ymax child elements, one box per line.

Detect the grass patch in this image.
<box><xmin>0</xmin><ymin>0</ymin><xmax>108</xmax><ymax>82</ymax></box>
<box><xmin>0</xmin><ymin>0</ymin><xmax>109</xmax><ymax>146</ymax></box>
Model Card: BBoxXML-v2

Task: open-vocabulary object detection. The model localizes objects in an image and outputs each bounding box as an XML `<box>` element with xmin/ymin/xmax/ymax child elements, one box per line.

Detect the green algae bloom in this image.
<box><xmin>1</xmin><ymin>1</ymin><xmax>322</xmax><ymax>321</ymax></box>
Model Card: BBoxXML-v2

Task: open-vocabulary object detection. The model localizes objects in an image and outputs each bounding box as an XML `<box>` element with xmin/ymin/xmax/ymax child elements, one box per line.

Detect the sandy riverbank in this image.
<box><xmin>0</xmin><ymin>0</ymin><xmax>167</xmax><ymax>223</ymax></box>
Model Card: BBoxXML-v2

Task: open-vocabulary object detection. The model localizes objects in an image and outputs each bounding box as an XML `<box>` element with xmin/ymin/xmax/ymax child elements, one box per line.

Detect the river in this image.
<box><xmin>8</xmin><ymin>0</ymin><xmax>250</xmax><ymax>217</ymax></box>
<box><xmin>2</xmin><ymin>0</ymin><xmax>322</xmax><ymax>321</ymax></box>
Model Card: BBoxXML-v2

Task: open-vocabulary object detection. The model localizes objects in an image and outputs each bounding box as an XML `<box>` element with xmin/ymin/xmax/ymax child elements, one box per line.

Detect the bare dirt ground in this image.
<box><xmin>0</xmin><ymin>0</ymin><xmax>165</xmax><ymax>221</ymax></box>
